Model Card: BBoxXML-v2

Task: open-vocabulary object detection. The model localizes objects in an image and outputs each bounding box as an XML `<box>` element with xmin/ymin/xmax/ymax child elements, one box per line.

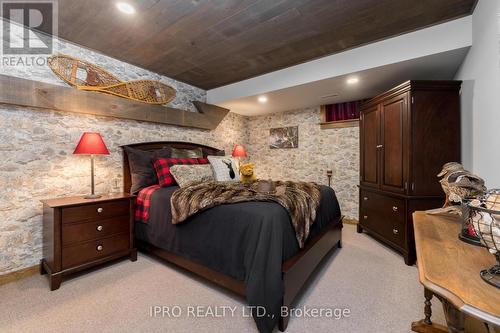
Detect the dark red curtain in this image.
<box><xmin>324</xmin><ymin>100</ymin><xmax>361</xmax><ymax>122</ymax></box>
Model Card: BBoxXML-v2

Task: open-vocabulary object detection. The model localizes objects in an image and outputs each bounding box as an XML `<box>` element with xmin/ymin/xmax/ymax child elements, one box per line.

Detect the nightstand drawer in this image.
<box><xmin>62</xmin><ymin>216</ymin><xmax>129</xmax><ymax>246</ymax></box>
<box><xmin>62</xmin><ymin>200</ymin><xmax>129</xmax><ymax>224</ymax></box>
<box><xmin>62</xmin><ymin>233</ymin><xmax>130</xmax><ymax>269</ymax></box>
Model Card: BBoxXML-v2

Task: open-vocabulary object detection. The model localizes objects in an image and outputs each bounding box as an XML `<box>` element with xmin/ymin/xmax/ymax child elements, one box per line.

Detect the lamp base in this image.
<box><xmin>84</xmin><ymin>194</ymin><xmax>102</xmax><ymax>199</ymax></box>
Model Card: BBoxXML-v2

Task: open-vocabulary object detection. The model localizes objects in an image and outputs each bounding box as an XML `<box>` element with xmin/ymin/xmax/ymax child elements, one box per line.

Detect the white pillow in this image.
<box><xmin>207</xmin><ymin>156</ymin><xmax>240</xmax><ymax>182</ymax></box>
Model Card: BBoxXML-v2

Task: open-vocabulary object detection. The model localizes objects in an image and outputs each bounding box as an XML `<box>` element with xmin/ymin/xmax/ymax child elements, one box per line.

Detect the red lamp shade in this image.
<box><xmin>73</xmin><ymin>132</ymin><xmax>109</xmax><ymax>155</ymax></box>
<box><xmin>232</xmin><ymin>144</ymin><xmax>247</xmax><ymax>158</ymax></box>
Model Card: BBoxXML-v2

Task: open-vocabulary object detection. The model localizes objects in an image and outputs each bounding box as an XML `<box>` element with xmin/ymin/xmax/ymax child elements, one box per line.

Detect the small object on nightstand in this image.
<box><xmin>326</xmin><ymin>169</ymin><xmax>333</xmax><ymax>187</ymax></box>
<box><xmin>73</xmin><ymin>132</ymin><xmax>110</xmax><ymax>199</ymax></box>
<box><xmin>40</xmin><ymin>193</ymin><xmax>137</xmax><ymax>290</ymax></box>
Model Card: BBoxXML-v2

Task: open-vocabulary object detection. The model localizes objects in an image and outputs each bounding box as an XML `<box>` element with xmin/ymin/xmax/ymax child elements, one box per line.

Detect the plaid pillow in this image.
<box><xmin>124</xmin><ymin>146</ymin><xmax>172</xmax><ymax>194</ymax></box>
<box><xmin>153</xmin><ymin>157</ymin><xmax>200</xmax><ymax>187</ymax></box>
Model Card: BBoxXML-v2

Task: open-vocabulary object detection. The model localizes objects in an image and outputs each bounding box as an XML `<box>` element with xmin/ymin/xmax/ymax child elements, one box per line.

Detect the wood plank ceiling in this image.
<box><xmin>56</xmin><ymin>0</ymin><xmax>476</xmax><ymax>90</ymax></box>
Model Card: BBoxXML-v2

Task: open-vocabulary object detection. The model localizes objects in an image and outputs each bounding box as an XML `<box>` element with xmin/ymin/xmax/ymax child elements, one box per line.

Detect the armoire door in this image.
<box><xmin>380</xmin><ymin>93</ymin><xmax>408</xmax><ymax>193</ymax></box>
<box><xmin>360</xmin><ymin>104</ymin><xmax>380</xmax><ymax>188</ymax></box>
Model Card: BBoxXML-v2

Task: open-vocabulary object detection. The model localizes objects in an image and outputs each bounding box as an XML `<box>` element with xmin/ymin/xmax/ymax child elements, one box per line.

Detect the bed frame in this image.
<box><xmin>122</xmin><ymin>141</ymin><xmax>343</xmax><ymax>331</ymax></box>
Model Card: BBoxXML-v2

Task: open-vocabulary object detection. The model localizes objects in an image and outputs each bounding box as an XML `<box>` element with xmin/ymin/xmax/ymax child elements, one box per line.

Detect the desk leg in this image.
<box><xmin>412</xmin><ymin>288</ymin><xmax>448</xmax><ymax>333</ymax></box>
<box><xmin>442</xmin><ymin>299</ymin><xmax>465</xmax><ymax>333</ymax></box>
<box><xmin>424</xmin><ymin>288</ymin><xmax>434</xmax><ymax>325</ymax></box>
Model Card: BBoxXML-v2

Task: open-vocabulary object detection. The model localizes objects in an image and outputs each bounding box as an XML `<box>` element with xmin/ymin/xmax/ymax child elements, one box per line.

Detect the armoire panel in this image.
<box><xmin>381</xmin><ymin>95</ymin><xmax>408</xmax><ymax>193</ymax></box>
<box><xmin>361</xmin><ymin>105</ymin><xmax>379</xmax><ymax>187</ymax></box>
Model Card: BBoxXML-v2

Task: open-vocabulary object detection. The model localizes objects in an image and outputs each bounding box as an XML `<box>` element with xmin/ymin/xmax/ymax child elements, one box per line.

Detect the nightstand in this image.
<box><xmin>40</xmin><ymin>193</ymin><xmax>137</xmax><ymax>290</ymax></box>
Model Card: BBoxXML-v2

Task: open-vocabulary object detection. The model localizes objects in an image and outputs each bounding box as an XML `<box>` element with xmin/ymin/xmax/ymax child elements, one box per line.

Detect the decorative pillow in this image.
<box><xmin>153</xmin><ymin>157</ymin><xmax>200</xmax><ymax>187</ymax></box>
<box><xmin>170</xmin><ymin>164</ymin><xmax>214</xmax><ymax>187</ymax></box>
<box><xmin>207</xmin><ymin>156</ymin><xmax>240</xmax><ymax>182</ymax></box>
<box><xmin>124</xmin><ymin>146</ymin><xmax>171</xmax><ymax>194</ymax></box>
<box><xmin>170</xmin><ymin>147</ymin><xmax>203</xmax><ymax>158</ymax></box>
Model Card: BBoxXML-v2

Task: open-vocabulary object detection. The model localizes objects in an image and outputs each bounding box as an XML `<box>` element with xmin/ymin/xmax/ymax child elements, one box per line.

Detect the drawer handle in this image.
<box><xmin>97</xmin><ymin>207</ymin><xmax>103</xmax><ymax>213</ymax></box>
<box><xmin>393</xmin><ymin>228</ymin><xmax>399</xmax><ymax>235</ymax></box>
<box><xmin>363</xmin><ymin>215</ymin><xmax>368</xmax><ymax>220</ymax></box>
<box><xmin>392</xmin><ymin>206</ymin><xmax>398</xmax><ymax>212</ymax></box>
<box><xmin>96</xmin><ymin>225</ymin><xmax>103</xmax><ymax>232</ymax></box>
<box><xmin>363</xmin><ymin>197</ymin><xmax>368</xmax><ymax>201</ymax></box>
<box><xmin>376</xmin><ymin>144</ymin><xmax>383</xmax><ymax>149</ymax></box>
<box><xmin>96</xmin><ymin>245</ymin><xmax>103</xmax><ymax>251</ymax></box>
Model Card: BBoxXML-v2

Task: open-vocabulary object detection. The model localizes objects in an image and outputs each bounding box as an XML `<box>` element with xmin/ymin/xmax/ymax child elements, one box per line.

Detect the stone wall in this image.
<box><xmin>246</xmin><ymin>107</ymin><xmax>360</xmax><ymax>220</ymax></box>
<box><xmin>0</xmin><ymin>25</ymin><xmax>248</xmax><ymax>275</ymax></box>
<box><xmin>0</xmin><ymin>106</ymin><xmax>248</xmax><ymax>276</ymax></box>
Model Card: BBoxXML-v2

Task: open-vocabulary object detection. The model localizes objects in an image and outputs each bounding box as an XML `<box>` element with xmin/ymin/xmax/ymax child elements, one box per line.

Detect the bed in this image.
<box><xmin>122</xmin><ymin>141</ymin><xmax>343</xmax><ymax>332</ymax></box>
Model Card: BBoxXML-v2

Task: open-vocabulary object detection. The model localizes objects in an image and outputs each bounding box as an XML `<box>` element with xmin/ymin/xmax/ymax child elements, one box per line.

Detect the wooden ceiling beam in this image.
<box><xmin>0</xmin><ymin>75</ymin><xmax>229</xmax><ymax>130</ymax></box>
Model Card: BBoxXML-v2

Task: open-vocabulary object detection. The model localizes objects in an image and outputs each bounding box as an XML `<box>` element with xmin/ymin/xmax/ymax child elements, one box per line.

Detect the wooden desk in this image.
<box><xmin>411</xmin><ymin>212</ymin><xmax>500</xmax><ymax>333</ymax></box>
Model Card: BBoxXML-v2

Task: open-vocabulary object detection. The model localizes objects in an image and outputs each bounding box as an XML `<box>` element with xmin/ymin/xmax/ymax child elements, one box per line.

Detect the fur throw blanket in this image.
<box><xmin>171</xmin><ymin>180</ymin><xmax>322</xmax><ymax>248</ymax></box>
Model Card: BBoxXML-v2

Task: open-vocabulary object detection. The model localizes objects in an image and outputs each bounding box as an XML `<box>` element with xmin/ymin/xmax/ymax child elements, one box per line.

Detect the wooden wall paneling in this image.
<box><xmin>51</xmin><ymin>0</ymin><xmax>477</xmax><ymax>89</ymax></box>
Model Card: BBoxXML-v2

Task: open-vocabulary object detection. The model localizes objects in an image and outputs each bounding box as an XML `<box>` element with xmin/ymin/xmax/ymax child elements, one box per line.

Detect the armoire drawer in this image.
<box><xmin>360</xmin><ymin>190</ymin><xmax>406</xmax><ymax>248</ymax></box>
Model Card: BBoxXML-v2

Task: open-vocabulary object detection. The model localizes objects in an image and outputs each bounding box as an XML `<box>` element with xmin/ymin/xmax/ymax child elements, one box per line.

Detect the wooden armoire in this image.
<box><xmin>357</xmin><ymin>80</ymin><xmax>461</xmax><ymax>265</ymax></box>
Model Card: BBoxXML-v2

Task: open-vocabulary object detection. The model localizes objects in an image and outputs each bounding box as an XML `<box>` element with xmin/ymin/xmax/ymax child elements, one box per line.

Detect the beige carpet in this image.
<box><xmin>0</xmin><ymin>225</ymin><xmax>451</xmax><ymax>333</ymax></box>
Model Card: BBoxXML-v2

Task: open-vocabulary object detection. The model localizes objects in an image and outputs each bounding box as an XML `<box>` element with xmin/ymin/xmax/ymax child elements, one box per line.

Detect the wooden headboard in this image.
<box><xmin>121</xmin><ymin>141</ymin><xmax>224</xmax><ymax>193</ymax></box>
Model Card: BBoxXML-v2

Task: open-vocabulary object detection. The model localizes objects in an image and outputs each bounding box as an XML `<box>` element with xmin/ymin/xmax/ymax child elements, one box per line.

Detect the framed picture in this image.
<box><xmin>269</xmin><ymin>126</ymin><xmax>298</xmax><ymax>149</ymax></box>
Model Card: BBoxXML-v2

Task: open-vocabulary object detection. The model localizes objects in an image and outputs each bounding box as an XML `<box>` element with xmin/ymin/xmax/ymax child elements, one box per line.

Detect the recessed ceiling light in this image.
<box><xmin>347</xmin><ymin>77</ymin><xmax>359</xmax><ymax>85</ymax></box>
<box><xmin>321</xmin><ymin>93</ymin><xmax>339</xmax><ymax>99</ymax></box>
<box><xmin>116</xmin><ymin>2</ymin><xmax>136</xmax><ymax>15</ymax></box>
<box><xmin>258</xmin><ymin>96</ymin><xmax>268</xmax><ymax>103</ymax></box>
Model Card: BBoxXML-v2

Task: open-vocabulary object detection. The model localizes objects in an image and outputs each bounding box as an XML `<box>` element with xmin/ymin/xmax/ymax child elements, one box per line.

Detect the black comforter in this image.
<box><xmin>135</xmin><ymin>185</ymin><xmax>342</xmax><ymax>332</ymax></box>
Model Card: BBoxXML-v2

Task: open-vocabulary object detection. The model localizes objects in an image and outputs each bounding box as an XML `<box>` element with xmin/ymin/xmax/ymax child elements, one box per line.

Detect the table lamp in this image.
<box><xmin>73</xmin><ymin>132</ymin><xmax>109</xmax><ymax>199</ymax></box>
<box><xmin>232</xmin><ymin>144</ymin><xmax>247</xmax><ymax>168</ymax></box>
